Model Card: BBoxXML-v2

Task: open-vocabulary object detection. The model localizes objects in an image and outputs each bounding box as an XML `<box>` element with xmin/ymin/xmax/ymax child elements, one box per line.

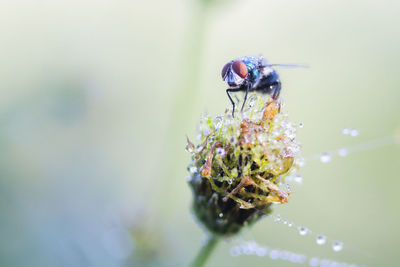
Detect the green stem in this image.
<box><xmin>191</xmin><ymin>235</ymin><xmax>220</xmax><ymax>267</ymax></box>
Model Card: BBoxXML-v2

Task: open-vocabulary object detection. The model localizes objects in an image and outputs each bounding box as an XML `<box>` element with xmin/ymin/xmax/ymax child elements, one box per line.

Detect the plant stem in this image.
<box><xmin>191</xmin><ymin>235</ymin><xmax>220</xmax><ymax>267</ymax></box>
<box><xmin>153</xmin><ymin>0</ymin><xmax>210</xmax><ymax>217</ymax></box>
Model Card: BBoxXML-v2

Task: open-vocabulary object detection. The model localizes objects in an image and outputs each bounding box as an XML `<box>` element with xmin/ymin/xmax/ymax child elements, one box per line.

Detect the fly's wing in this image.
<box><xmin>237</xmin><ymin>54</ymin><xmax>309</xmax><ymax>69</ymax></box>
<box><xmin>258</xmin><ymin>55</ymin><xmax>308</xmax><ymax>69</ymax></box>
<box><xmin>267</xmin><ymin>64</ymin><xmax>309</xmax><ymax>69</ymax></box>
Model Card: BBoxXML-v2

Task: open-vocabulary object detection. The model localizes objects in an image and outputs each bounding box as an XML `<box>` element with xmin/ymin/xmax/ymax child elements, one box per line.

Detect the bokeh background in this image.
<box><xmin>1</xmin><ymin>0</ymin><xmax>399</xmax><ymax>266</ymax></box>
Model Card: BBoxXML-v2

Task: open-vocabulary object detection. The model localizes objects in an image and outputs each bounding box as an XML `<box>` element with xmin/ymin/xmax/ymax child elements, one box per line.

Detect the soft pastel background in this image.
<box><xmin>1</xmin><ymin>0</ymin><xmax>399</xmax><ymax>266</ymax></box>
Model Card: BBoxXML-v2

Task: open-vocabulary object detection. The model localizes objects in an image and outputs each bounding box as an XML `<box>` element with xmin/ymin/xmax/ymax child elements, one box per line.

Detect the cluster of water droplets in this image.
<box><xmin>318</xmin><ymin>128</ymin><xmax>359</xmax><ymax>163</ymax></box>
<box><xmin>342</xmin><ymin>128</ymin><xmax>359</xmax><ymax>137</ymax></box>
<box><xmin>301</xmin><ymin>127</ymin><xmax>362</xmax><ymax>163</ymax></box>
<box><xmin>191</xmin><ymin>93</ymin><xmax>303</xmax><ymax>178</ymax></box>
<box><xmin>285</xmin><ymin>173</ymin><xmax>304</xmax><ymax>185</ymax></box>
<box><xmin>271</xmin><ymin>214</ymin><xmax>344</xmax><ymax>252</ymax></box>
<box><xmin>230</xmin><ymin>240</ymin><xmax>364</xmax><ymax>267</ymax></box>
<box><xmin>311</xmin><ymin>129</ymin><xmax>398</xmax><ymax>165</ymax></box>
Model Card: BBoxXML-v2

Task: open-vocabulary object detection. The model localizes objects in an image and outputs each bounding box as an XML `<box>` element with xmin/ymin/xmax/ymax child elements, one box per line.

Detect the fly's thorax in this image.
<box><xmin>240</xmin><ymin>60</ymin><xmax>259</xmax><ymax>81</ymax></box>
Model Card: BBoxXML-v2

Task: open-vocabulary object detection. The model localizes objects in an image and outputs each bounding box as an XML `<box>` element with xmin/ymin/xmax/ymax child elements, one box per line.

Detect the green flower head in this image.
<box><xmin>187</xmin><ymin>94</ymin><xmax>302</xmax><ymax>236</ymax></box>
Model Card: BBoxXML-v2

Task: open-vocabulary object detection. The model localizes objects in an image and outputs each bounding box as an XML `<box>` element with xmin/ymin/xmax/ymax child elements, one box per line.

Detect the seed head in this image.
<box><xmin>186</xmin><ymin>94</ymin><xmax>302</xmax><ymax>236</ymax></box>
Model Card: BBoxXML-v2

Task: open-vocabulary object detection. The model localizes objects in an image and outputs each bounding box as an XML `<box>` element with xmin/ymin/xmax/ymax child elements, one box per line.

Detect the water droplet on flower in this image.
<box><xmin>274</xmin><ymin>215</ymin><xmax>282</xmax><ymax>222</ymax></box>
<box><xmin>297</xmin><ymin>159</ymin><xmax>306</xmax><ymax>167</ymax></box>
<box><xmin>342</xmin><ymin>128</ymin><xmax>350</xmax><ymax>135</ymax></box>
<box><xmin>298</xmin><ymin>226</ymin><xmax>308</xmax><ymax>236</ymax></box>
<box><xmin>350</xmin><ymin>129</ymin><xmax>359</xmax><ymax>137</ymax></box>
<box><xmin>332</xmin><ymin>241</ymin><xmax>343</xmax><ymax>252</ymax></box>
<box><xmin>219</xmin><ymin>213</ymin><xmax>223</xmax><ymax>218</ymax></box>
<box><xmin>257</xmin><ymin>134</ymin><xmax>267</xmax><ymax>143</ymax></box>
<box><xmin>285</xmin><ymin>183</ymin><xmax>292</xmax><ymax>192</ymax></box>
<box><xmin>216</xmin><ymin>147</ymin><xmax>226</xmax><ymax>157</ymax></box>
<box><xmin>283</xmin><ymin>220</ymin><xmax>288</xmax><ymax>225</ymax></box>
<box><xmin>189</xmin><ymin>166</ymin><xmax>198</xmax><ymax>174</ymax></box>
<box><xmin>320</xmin><ymin>152</ymin><xmax>332</xmax><ymax>163</ymax></box>
<box><xmin>338</xmin><ymin>148</ymin><xmax>348</xmax><ymax>157</ymax></box>
<box><xmin>185</xmin><ymin>145</ymin><xmax>194</xmax><ymax>153</ymax></box>
<box><xmin>316</xmin><ymin>235</ymin><xmax>326</xmax><ymax>245</ymax></box>
<box><xmin>189</xmin><ymin>166</ymin><xmax>197</xmax><ymax>174</ymax></box>
<box><xmin>287</xmin><ymin>222</ymin><xmax>293</xmax><ymax>227</ymax></box>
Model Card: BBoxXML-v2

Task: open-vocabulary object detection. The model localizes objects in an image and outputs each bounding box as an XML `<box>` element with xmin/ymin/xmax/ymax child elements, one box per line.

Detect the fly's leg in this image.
<box><xmin>240</xmin><ymin>84</ymin><xmax>250</xmax><ymax>112</ymax></box>
<box><xmin>271</xmin><ymin>83</ymin><xmax>282</xmax><ymax>100</ymax></box>
<box><xmin>226</xmin><ymin>88</ymin><xmax>242</xmax><ymax>117</ymax></box>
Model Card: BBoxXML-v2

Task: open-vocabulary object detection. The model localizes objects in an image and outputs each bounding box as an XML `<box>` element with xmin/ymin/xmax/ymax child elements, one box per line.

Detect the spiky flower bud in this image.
<box><xmin>186</xmin><ymin>94</ymin><xmax>302</xmax><ymax>236</ymax></box>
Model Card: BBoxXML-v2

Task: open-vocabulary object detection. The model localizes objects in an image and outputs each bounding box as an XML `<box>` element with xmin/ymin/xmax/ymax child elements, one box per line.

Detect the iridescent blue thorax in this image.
<box><xmin>242</xmin><ymin>60</ymin><xmax>259</xmax><ymax>81</ymax></box>
<box><xmin>239</xmin><ymin>56</ymin><xmax>261</xmax><ymax>81</ymax></box>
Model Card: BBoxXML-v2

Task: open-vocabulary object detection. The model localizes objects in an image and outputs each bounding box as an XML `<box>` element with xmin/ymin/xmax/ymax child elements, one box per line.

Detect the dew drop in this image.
<box><xmin>256</xmin><ymin>248</ymin><xmax>268</xmax><ymax>257</ymax></box>
<box><xmin>219</xmin><ymin>213</ymin><xmax>223</xmax><ymax>218</ymax></box>
<box><xmin>283</xmin><ymin>220</ymin><xmax>288</xmax><ymax>225</ymax></box>
<box><xmin>342</xmin><ymin>128</ymin><xmax>350</xmax><ymax>135</ymax></box>
<box><xmin>338</xmin><ymin>148</ymin><xmax>348</xmax><ymax>157</ymax></box>
<box><xmin>332</xmin><ymin>241</ymin><xmax>343</xmax><ymax>252</ymax></box>
<box><xmin>195</xmin><ymin>147</ymin><xmax>203</xmax><ymax>153</ymax></box>
<box><xmin>279</xmin><ymin>250</ymin><xmax>290</xmax><ymax>260</ymax></box>
<box><xmin>299</xmin><ymin>122</ymin><xmax>304</xmax><ymax>128</ymax></box>
<box><xmin>285</xmin><ymin>183</ymin><xmax>292</xmax><ymax>193</ymax></box>
<box><xmin>297</xmin><ymin>159</ymin><xmax>306</xmax><ymax>167</ymax></box>
<box><xmin>189</xmin><ymin>166</ymin><xmax>198</xmax><ymax>174</ymax></box>
<box><xmin>216</xmin><ymin>147</ymin><xmax>226</xmax><ymax>157</ymax></box>
<box><xmin>287</xmin><ymin>222</ymin><xmax>294</xmax><ymax>227</ymax></box>
<box><xmin>230</xmin><ymin>247</ymin><xmax>241</xmax><ymax>256</ymax></box>
<box><xmin>309</xmin><ymin>257</ymin><xmax>320</xmax><ymax>267</ymax></box>
<box><xmin>269</xmin><ymin>250</ymin><xmax>279</xmax><ymax>260</ymax></box>
<box><xmin>316</xmin><ymin>235</ymin><xmax>327</xmax><ymax>245</ymax></box>
<box><xmin>257</xmin><ymin>134</ymin><xmax>268</xmax><ymax>143</ymax></box>
<box><xmin>185</xmin><ymin>145</ymin><xmax>194</xmax><ymax>153</ymax></box>
<box><xmin>274</xmin><ymin>215</ymin><xmax>282</xmax><ymax>222</ymax></box>
<box><xmin>350</xmin><ymin>129</ymin><xmax>359</xmax><ymax>137</ymax></box>
<box><xmin>294</xmin><ymin>174</ymin><xmax>303</xmax><ymax>184</ymax></box>
<box><xmin>320</xmin><ymin>152</ymin><xmax>332</xmax><ymax>163</ymax></box>
<box><xmin>298</xmin><ymin>226</ymin><xmax>308</xmax><ymax>236</ymax></box>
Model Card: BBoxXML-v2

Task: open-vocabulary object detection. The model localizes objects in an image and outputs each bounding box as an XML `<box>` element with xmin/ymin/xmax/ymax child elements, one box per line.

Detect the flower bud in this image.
<box><xmin>187</xmin><ymin>94</ymin><xmax>302</xmax><ymax>236</ymax></box>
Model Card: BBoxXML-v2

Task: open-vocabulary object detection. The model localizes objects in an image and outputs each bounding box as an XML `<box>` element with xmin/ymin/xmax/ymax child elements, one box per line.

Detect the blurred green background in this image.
<box><xmin>0</xmin><ymin>0</ymin><xmax>399</xmax><ymax>266</ymax></box>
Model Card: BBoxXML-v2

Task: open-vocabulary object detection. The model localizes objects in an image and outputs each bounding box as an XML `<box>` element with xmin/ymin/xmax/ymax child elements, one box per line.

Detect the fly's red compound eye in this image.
<box><xmin>221</xmin><ymin>62</ymin><xmax>231</xmax><ymax>79</ymax></box>
<box><xmin>232</xmin><ymin>60</ymin><xmax>248</xmax><ymax>78</ymax></box>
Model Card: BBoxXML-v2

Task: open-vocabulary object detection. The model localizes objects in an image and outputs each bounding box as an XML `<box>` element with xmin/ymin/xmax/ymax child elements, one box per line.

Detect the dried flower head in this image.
<box><xmin>187</xmin><ymin>93</ymin><xmax>302</xmax><ymax>236</ymax></box>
